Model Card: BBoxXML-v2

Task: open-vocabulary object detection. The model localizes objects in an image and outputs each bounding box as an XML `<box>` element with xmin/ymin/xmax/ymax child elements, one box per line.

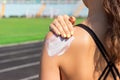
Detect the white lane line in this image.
<box><xmin>0</xmin><ymin>48</ymin><xmax>40</xmax><ymax>57</ymax></box>
<box><xmin>0</xmin><ymin>61</ymin><xmax>40</xmax><ymax>73</ymax></box>
<box><xmin>0</xmin><ymin>54</ymin><xmax>40</xmax><ymax>64</ymax></box>
<box><xmin>20</xmin><ymin>74</ymin><xmax>39</xmax><ymax>80</ymax></box>
<box><xmin>0</xmin><ymin>40</ymin><xmax>43</xmax><ymax>48</ymax></box>
<box><xmin>0</xmin><ymin>33</ymin><xmax>41</xmax><ymax>38</ymax></box>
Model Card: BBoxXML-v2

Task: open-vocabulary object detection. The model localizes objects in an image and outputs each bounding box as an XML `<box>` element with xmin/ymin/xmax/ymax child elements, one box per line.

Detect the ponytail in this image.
<box><xmin>103</xmin><ymin>0</ymin><xmax>120</xmax><ymax>63</ymax></box>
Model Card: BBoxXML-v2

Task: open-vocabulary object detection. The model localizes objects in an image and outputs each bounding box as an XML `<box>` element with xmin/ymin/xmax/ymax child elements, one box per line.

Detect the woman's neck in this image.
<box><xmin>87</xmin><ymin>6</ymin><xmax>107</xmax><ymax>26</ymax></box>
<box><xmin>82</xmin><ymin>7</ymin><xmax>109</xmax><ymax>42</ymax></box>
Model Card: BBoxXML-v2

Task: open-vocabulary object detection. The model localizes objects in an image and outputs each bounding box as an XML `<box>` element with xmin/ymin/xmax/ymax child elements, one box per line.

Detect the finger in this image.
<box><xmin>50</xmin><ymin>23</ymin><xmax>60</xmax><ymax>35</ymax></box>
<box><xmin>69</xmin><ymin>16</ymin><xmax>76</xmax><ymax>34</ymax></box>
<box><xmin>53</xmin><ymin>19</ymin><xmax>66</xmax><ymax>38</ymax></box>
<box><xmin>69</xmin><ymin>16</ymin><xmax>76</xmax><ymax>25</ymax></box>
<box><xmin>57</xmin><ymin>15</ymin><xmax>70</xmax><ymax>38</ymax></box>
<box><xmin>64</xmin><ymin>15</ymin><xmax>74</xmax><ymax>36</ymax></box>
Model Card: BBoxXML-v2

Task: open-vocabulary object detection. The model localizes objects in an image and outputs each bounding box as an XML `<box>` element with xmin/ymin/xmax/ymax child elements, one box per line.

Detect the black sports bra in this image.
<box><xmin>76</xmin><ymin>24</ymin><xmax>120</xmax><ymax>80</ymax></box>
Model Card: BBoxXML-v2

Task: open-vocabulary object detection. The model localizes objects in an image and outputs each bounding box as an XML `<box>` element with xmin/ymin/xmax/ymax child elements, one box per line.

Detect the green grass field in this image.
<box><xmin>0</xmin><ymin>18</ymin><xmax>84</xmax><ymax>45</ymax></box>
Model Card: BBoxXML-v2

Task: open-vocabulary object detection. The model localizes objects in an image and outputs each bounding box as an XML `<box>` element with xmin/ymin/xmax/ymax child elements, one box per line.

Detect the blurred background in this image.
<box><xmin>0</xmin><ymin>0</ymin><xmax>88</xmax><ymax>80</ymax></box>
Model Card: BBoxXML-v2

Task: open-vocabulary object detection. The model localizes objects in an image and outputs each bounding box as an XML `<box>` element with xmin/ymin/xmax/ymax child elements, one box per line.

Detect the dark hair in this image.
<box><xmin>103</xmin><ymin>0</ymin><xmax>120</xmax><ymax>63</ymax></box>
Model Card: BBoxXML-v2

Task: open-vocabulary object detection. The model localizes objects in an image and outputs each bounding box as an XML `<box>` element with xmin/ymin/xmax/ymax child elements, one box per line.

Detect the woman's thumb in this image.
<box><xmin>69</xmin><ymin>16</ymin><xmax>76</xmax><ymax>24</ymax></box>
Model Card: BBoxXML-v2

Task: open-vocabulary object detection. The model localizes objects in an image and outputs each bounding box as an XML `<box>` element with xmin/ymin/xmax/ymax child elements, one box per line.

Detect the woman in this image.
<box><xmin>40</xmin><ymin>0</ymin><xmax>120</xmax><ymax>80</ymax></box>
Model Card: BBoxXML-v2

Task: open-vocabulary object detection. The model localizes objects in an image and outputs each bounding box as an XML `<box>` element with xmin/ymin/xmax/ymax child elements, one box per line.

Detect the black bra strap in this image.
<box><xmin>76</xmin><ymin>24</ymin><xmax>120</xmax><ymax>80</ymax></box>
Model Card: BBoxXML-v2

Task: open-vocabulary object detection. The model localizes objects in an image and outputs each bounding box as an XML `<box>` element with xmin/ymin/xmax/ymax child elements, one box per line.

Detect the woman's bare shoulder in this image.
<box><xmin>45</xmin><ymin>25</ymin><xmax>92</xmax><ymax>44</ymax></box>
<box><xmin>72</xmin><ymin>26</ymin><xmax>93</xmax><ymax>45</ymax></box>
<box><xmin>43</xmin><ymin>25</ymin><xmax>95</xmax><ymax>59</ymax></box>
<box><xmin>44</xmin><ymin>31</ymin><xmax>54</xmax><ymax>40</ymax></box>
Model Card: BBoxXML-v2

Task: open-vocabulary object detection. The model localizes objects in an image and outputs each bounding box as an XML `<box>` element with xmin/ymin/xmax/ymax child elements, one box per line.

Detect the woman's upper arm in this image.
<box><xmin>40</xmin><ymin>32</ymin><xmax>60</xmax><ymax>80</ymax></box>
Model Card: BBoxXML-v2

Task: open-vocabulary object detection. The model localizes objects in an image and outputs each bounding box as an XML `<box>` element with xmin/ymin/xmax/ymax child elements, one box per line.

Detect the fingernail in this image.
<box><xmin>58</xmin><ymin>32</ymin><xmax>60</xmax><ymax>35</ymax></box>
<box><xmin>71</xmin><ymin>31</ymin><xmax>74</xmax><ymax>35</ymax></box>
<box><xmin>63</xmin><ymin>34</ymin><xmax>66</xmax><ymax>38</ymax></box>
<box><xmin>67</xmin><ymin>34</ymin><xmax>71</xmax><ymax>38</ymax></box>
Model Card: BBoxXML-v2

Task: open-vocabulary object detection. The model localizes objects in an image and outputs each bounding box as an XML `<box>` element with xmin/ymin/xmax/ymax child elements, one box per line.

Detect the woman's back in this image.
<box><xmin>40</xmin><ymin>24</ymin><xmax>120</xmax><ymax>80</ymax></box>
<box><xmin>58</xmin><ymin>26</ymin><xmax>96</xmax><ymax>80</ymax></box>
<box><xmin>54</xmin><ymin>25</ymin><xmax>120</xmax><ymax>80</ymax></box>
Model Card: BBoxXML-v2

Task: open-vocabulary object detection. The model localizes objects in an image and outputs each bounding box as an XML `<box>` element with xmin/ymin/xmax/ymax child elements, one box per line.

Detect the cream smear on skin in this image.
<box><xmin>46</xmin><ymin>35</ymin><xmax>74</xmax><ymax>56</ymax></box>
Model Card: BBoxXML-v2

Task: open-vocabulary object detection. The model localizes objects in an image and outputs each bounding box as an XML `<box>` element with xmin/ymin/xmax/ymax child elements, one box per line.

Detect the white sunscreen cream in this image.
<box><xmin>46</xmin><ymin>35</ymin><xmax>74</xmax><ymax>56</ymax></box>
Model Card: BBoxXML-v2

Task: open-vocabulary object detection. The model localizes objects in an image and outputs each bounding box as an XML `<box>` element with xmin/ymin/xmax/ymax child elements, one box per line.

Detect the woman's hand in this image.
<box><xmin>50</xmin><ymin>15</ymin><xmax>76</xmax><ymax>38</ymax></box>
